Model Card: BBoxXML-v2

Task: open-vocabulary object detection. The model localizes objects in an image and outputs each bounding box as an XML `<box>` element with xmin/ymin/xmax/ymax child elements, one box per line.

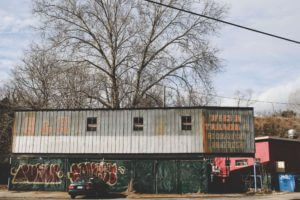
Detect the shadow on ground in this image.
<box><xmin>80</xmin><ymin>193</ymin><xmax>127</xmax><ymax>199</ymax></box>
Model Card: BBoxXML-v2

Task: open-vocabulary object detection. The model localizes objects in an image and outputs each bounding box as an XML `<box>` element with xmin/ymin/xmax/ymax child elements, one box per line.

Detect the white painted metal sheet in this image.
<box><xmin>12</xmin><ymin>107</ymin><xmax>254</xmax><ymax>154</ymax></box>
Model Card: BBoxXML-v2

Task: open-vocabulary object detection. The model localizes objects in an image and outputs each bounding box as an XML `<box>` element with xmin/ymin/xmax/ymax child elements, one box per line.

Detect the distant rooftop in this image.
<box><xmin>255</xmin><ymin>136</ymin><xmax>300</xmax><ymax>143</ymax></box>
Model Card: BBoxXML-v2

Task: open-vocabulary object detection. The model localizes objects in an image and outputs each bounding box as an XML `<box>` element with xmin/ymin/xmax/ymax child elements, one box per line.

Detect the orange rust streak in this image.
<box><xmin>41</xmin><ymin>121</ymin><xmax>49</xmax><ymax>135</ymax></box>
<box><xmin>27</xmin><ymin>116</ymin><xmax>35</xmax><ymax>136</ymax></box>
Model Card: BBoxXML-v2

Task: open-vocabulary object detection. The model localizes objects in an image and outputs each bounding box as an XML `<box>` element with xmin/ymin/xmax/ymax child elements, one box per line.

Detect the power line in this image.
<box><xmin>143</xmin><ymin>0</ymin><xmax>300</xmax><ymax>107</ymax></box>
<box><xmin>205</xmin><ymin>93</ymin><xmax>300</xmax><ymax>106</ymax></box>
<box><xmin>164</xmin><ymin>85</ymin><xmax>299</xmax><ymax>106</ymax></box>
<box><xmin>143</xmin><ymin>0</ymin><xmax>300</xmax><ymax>45</ymax></box>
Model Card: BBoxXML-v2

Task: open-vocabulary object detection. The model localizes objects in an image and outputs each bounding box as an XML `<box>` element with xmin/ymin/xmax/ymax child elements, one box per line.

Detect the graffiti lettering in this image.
<box><xmin>11</xmin><ymin>163</ymin><xmax>63</xmax><ymax>184</ymax></box>
<box><xmin>68</xmin><ymin>162</ymin><xmax>125</xmax><ymax>186</ymax></box>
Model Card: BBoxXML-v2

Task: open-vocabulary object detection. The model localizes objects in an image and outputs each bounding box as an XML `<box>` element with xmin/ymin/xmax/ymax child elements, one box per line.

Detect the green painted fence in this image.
<box><xmin>9</xmin><ymin>157</ymin><xmax>210</xmax><ymax>194</ymax></box>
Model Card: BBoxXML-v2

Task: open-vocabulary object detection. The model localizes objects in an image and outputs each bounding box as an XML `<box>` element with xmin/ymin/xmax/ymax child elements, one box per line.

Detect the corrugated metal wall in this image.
<box><xmin>12</xmin><ymin>107</ymin><xmax>254</xmax><ymax>154</ymax></box>
<box><xmin>9</xmin><ymin>157</ymin><xmax>210</xmax><ymax>193</ymax></box>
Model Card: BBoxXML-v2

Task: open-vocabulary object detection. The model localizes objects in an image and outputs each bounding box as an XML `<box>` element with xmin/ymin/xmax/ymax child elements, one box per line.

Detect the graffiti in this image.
<box><xmin>68</xmin><ymin>162</ymin><xmax>125</xmax><ymax>186</ymax></box>
<box><xmin>11</xmin><ymin>163</ymin><xmax>63</xmax><ymax>184</ymax></box>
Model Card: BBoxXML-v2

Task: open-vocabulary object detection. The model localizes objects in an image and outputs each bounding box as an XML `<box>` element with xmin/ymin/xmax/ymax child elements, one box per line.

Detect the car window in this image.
<box><xmin>74</xmin><ymin>179</ymin><xmax>87</xmax><ymax>184</ymax></box>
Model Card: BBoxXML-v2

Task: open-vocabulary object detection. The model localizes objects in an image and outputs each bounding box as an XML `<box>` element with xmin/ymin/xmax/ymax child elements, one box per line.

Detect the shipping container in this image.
<box><xmin>12</xmin><ymin>107</ymin><xmax>254</xmax><ymax>155</ymax></box>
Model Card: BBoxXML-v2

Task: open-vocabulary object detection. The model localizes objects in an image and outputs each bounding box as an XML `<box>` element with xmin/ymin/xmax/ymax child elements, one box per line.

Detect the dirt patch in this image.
<box><xmin>0</xmin><ymin>185</ymin><xmax>7</xmax><ymax>190</ymax></box>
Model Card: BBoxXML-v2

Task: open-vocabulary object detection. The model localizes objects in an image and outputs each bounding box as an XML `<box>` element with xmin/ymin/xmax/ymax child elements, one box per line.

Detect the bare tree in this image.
<box><xmin>234</xmin><ymin>89</ymin><xmax>253</xmax><ymax>107</ymax></box>
<box><xmin>288</xmin><ymin>88</ymin><xmax>300</xmax><ymax>114</ymax></box>
<box><xmin>32</xmin><ymin>0</ymin><xmax>226</xmax><ymax>108</ymax></box>
<box><xmin>10</xmin><ymin>44</ymin><xmax>60</xmax><ymax>109</ymax></box>
<box><xmin>9</xmin><ymin>43</ymin><xmax>103</xmax><ymax>109</ymax></box>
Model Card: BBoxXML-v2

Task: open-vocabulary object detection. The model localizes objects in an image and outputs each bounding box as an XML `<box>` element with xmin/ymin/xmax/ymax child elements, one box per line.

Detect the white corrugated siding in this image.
<box><xmin>12</xmin><ymin>108</ymin><xmax>254</xmax><ymax>154</ymax></box>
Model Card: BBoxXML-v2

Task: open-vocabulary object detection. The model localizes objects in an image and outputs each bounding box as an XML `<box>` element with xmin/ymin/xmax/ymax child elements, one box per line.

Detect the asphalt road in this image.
<box><xmin>0</xmin><ymin>190</ymin><xmax>300</xmax><ymax>199</ymax></box>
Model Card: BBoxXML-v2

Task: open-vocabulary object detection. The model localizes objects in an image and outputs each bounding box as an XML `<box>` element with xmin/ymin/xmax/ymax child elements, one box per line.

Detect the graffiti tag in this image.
<box><xmin>68</xmin><ymin>162</ymin><xmax>125</xmax><ymax>186</ymax></box>
<box><xmin>11</xmin><ymin>163</ymin><xmax>63</xmax><ymax>184</ymax></box>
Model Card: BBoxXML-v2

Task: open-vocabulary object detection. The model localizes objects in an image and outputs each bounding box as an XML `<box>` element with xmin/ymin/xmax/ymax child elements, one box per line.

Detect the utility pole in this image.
<box><xmin>253</xmin><ymin>160</ymin><xmax>257</xmax><ymax>192</ymax></box>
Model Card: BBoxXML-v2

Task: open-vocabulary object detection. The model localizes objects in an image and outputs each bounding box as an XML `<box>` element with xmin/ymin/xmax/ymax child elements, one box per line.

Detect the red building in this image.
<box><xmin>213</xmin><ymin>136</ymin><xmax>300</xmax><ymax>192</ymax></box>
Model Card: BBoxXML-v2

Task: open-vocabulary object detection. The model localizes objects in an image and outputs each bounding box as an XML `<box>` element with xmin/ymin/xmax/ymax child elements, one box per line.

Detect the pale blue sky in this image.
<box><xmin>213</xmin><ymin>0</ymin><xmax>300</xmax><ymax>112</ymax></box>
<box><xmin>0</xmin><ymin>0</ymin><xmax>299</xmax><ymax>112</ymax></box>
<box><xmin>0</xmin><ymin>0</ymin><xmax>36</xmax><ymax>84</ymax></box>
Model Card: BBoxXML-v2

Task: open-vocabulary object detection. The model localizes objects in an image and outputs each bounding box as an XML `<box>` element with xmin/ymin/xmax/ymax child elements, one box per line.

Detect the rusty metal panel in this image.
<box><xmin>115</xmin><ymin>110</ymin><xmax>121</xmax><ymax>153</ymax></box>
<box><xmin>77</xmin><ymin>111</ymin><xmax>85</xmax><ymax>153</ymax></box>
<box><xmin>192</xmin><ymin>109</ymin><xmax>198</xmax><ymax>152</ymax></box>
<box><xmin>28</xmin><ymin>112</ymin><xmax>36</xmax><ymax>153</ymax></box>
<box><xmin>165</xmin><ymin>109</ymin><xmax>171</xmax><ymax>153</ymax></box>
<box><xmin>11</xmin><ymin>112</ymin><xmax>17</xmax><ymax>153</ymax></box>
<box><xmin>147</xmin><ymin>109</ymin><xmax>154</xmax><ymax>153</ymax></box>
<box><xmin>111</xmin><ymin>110</ymin><xmax>118</xmax><ymax>153</ymax></box>
<box><xmin>35</xmin><ymin>112</ymin><xmax>42</xmax><ymax>153</ymax></box>
<box><xmin>96</xmin><ymin>110</ymin><xmax>102</xmax><ymax>153</ymax></box>
<box><xmin>107</xmin><ymin>110</ymin><xmax>114</xmax><ymax>153</ymax></box>
<box><xmin>131</xmin><ymin>110</ymin><xmax>139</xmax><ymax>153</ymax></box>
<box><xmin>85</xmin><ymin>110</ymin><xmax>93</xmax><ymax>153</ymax></box>
<box><xmin>178</xmin><ymin>109</ymin><xmax>191</xmax><ymax>153</ymax></box>
<box><xmin>168</xmin><ymin>109</ymin><xmax>175</xmax><ymax>153</ymax></box>
<box><xmin>41</xmin><ymin>111</ymin><xmax>50</xmax><ymax>153</ymax></box>
<box><xmin>20</xmin><ymin>112</ymin><xmax>28</xmax><ymax>153</ymax></box>
<box><xmin>13</xmin><ymin>112</ymin><xmax>21</xmax><ymax>153</ymax></box>
<box><xmin>14</xmin><ymin>112</ymin><xmax>21</xmax><ymax>153</ymax></box>
<box><xmin>65</xmin><ymin>111</ymin><xmax>72</xmax><ymax>153</ymax></box>
<box><xmin>142</xmin><ymin>110</ymin><xmax>148</xmax><ymax>153</ymax></box>
<box><xmin>60</xmin><ymin>111</ymin><xmax>68</xmax><ymax>153</ymax></box>
<box><xmin>202</xmin><ymin>108</ymin><xmax>254</xmax><ymax>153</ymax></box>
<box><xmin>176</xmin><ymin>109</ymin><xmax>184</xmax><ymax>153</ymax></box>
<box><xmin>162</xmin><ymin>109</ymin><xmax>168</xmax><ymax>153</ymax></box>
<box><xmin>18</xmin><ymin>112</ymin><xmax>25</xmax><ymax>153</ymax></box>
<box><xmin>197</xmin><ymin>111</ymin><xmax>204</xmax><ymax>152</ymax></box>
<box><xmin>123</xmin><ymin>109</ymin><xmax>130</xmax><ymax>154</ymax></box>
<box><xmin>69</xmin><ymin>111</ymin><xmax>77</xmax><ymax>153</ymax></box>
<box><xmin>140</xmin><ymin>109</ymin><xmax>145</xmax><ymax>153</ymax></box>
<box><xmin>99</xmin><ymin>110</ymin><xmax>106</xmax><ymax>154</ymax></box>
<box><xmin>93</xmin><ymin>110</ymin><xmax>100</xmax><ymax>153</ymax></box>
<box><xmin>47</xmin><ymin>111</ymin><xmax>54</xmax><ymax>153</ymax></box>
<box><xmin>173</xmin><ymin>109</ymin><xmax>180</xmax><ymax>153</ymax></box>
<box><xmin>154</xmin><ymin>109</ymin><xmax>163</xmax><ymax>153</ymax></box>
<box><xmin>13</xmin><ymin>107</ymin><xmax>254</xmax><ymax>154</ymax></box>
<box><xmin>55</xmin><ymin>111</ymin><xmax>62</xmax><ymax>153</ymax></box>
<box><xmin>52</xmin><ymin>111</ymin><xmax>60</xmax><ymax>154</ymax></box>
<box><xmin>104</xmin><ymin>110</ymin><xmax>111</xmax><ymax>153</ymax></box>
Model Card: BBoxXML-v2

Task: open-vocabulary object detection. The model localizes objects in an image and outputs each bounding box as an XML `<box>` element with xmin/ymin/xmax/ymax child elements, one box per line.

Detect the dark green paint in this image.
<box><xmin>9</xmin><ymin>157</ymin><xmax>210</xmax><ymax>194</ymax></box>
<box><xmin>10</xmin><ymin>158</ymin><xmax>66</xmax><ymax>191</ymax></box>
<box><xmin>157</xmin><ymin>160</ymin><xmax>177</xmax><ymax>193</ymax></box>
<box><xmin>133</xmin><ymin>160</ymin><xmax>155</xmax><ymax>193</ymax></box>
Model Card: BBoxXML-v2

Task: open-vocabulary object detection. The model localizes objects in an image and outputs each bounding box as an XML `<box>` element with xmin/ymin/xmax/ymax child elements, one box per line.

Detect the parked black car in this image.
<box><xmin>68</xmin><ymin>177</ymin><xmax>109</xmax><ymax>199</ymax></box>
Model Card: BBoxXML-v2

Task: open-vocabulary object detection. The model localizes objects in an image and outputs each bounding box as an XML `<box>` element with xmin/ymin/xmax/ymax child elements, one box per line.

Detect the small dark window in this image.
<box><xmin>181</xmin><ymin>116</ymin><xmax>192</xmax><ymax>131</ymax></box>
<box><xmin>235</xmin><ymin>159</ymin><xmax>248</xmax><ymax>167</ymax></box>
<box><xmin>87</xmin><ymin>117</ymin><xmax>97</xmax><ymax>131</ymax></box>
<box><xmin>133</xmin><ymin>117</ymin><xmax>143</xmax><ymax>131</ymax></box>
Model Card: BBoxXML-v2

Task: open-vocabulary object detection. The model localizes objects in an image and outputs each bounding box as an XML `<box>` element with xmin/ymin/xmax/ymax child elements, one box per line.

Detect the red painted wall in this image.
<box><xmin>214</xmin><ymin>138</ymin><xmax>300</xmax><ymax>176</ymax></box>
<box><xmin>214</xmin><ymin>141</ymin><xmax>269</xmax><ymax>176</ymax></box>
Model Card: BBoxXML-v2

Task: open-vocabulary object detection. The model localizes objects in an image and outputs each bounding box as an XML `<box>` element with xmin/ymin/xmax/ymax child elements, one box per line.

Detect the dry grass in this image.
<box><xmin>255</xmin><ymin>116</ymin><xmax>300</xmax><ymax>137</ymax></box>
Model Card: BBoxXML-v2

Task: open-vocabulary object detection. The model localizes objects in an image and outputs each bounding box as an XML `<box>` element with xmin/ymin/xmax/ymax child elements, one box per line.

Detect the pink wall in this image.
<box><xmin>214</xmin><ymin>141</ymin><xmax>269</xmax><ymax>177</ymax></box>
